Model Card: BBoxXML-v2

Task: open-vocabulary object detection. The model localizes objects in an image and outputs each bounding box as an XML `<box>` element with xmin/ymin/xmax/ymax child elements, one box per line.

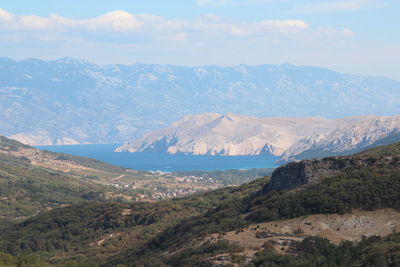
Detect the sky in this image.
<box><xmin>0</xmin><ymin>0</ymin><xmax>399</xmax><ymax>79</ymax></box>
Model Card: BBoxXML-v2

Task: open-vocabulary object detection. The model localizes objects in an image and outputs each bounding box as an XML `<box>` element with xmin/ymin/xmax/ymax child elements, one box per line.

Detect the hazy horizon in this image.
<box><xmin>1</xmin><ymin>56</ymin><xmax>399</xmax><ymax>82</ymax></box>
<box><xmin>0</xmin><ymin>0</ymin><xmax>399</xmax><ymax>79</ymax></box>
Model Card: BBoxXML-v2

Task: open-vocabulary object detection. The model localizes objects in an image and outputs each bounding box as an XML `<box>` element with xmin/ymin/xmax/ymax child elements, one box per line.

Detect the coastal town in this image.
<box><xmin>101</xmin><ymin>170</ymin><xmax>224</xmax><ymax>201</ymax></box>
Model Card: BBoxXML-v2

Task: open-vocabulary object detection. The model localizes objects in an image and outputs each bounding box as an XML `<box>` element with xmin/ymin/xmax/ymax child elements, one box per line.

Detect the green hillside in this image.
<box><xmin>0</xmin><ymin>135</ymin><xmax>274</xmax><ymax>222</ymax></box>
<box><xmin>358</xmin><ymin>140</ymin><xmax>400</xmax><ymax>157</ymax></box>
<box><xmin>0</xmin><ymin>179</ymin><xmax>264</xmax><ymax>264</ymax></box>
<box><xmin>0</xmin><ymin>136</ymin><xmax>159</xmax><ymax>221</ymax></box>
<box><xmin>0</xmin><ymin>153</ymin><xmax>107</xmax><ymax>221</ymax></box>
<box><xmin>0</xmin><ymin>141</ymin><xmax>399</xmax><ymax>266</ymax></box>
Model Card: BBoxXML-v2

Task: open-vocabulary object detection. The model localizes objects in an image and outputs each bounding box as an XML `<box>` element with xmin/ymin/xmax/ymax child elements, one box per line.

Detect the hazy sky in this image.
<box><xmin>0</xmin><ymin>0</ymin><xmax>399</xmax><ymax>79</ymax></box>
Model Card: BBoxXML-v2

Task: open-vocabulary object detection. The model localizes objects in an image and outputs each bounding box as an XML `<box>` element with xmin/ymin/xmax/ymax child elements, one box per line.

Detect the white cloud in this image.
<box><xmin>81</xmin><ymin>10</ymin><xmax>143</xmax><ymax>32</ymax></box>
<box><xmin>291</xmin><ymin>0</ymin><xmax>376</xmax><ymax>13</ymax></box>
<box><xmin>0</xmin><ymin>8</ymin><xmax>360</xmax><ymax>71</ymax></box>
<box><xmin>260</xmin><ymin>19</ymin><xmax>308</xmax><ymax>29</ymax></box>
<box><xmin>0</xmin><ymin>9</ymin><xmax>145</xmax><ymax>32</ymax></box>
<box><xmin>329</xmin><ymin>28</ymin><xmax>354</xmax><ymax>36</ymax></box>
<box><xmin>0</xmin><ymin>9</ymin><xmax>309</xmax><ymax>39</ymax></box>
<box><xmin>0</xmin><ymin>8</ymin><xmax>54</xmax><ymax>30</ymax></box>
<box><xmin>0</xmin><ymin>8</ymin><xmax>14</xmax><ymax>23</ymax></box>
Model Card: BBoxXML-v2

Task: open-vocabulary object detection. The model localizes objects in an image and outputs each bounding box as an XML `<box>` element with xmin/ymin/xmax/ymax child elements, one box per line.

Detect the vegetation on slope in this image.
<box><xmin>0</xmin><ymin>252</ymin><xmax>100</xmax><ymax>267</ymax></box>
<box><xmin>0</xmin><ymin>178</ymin><xmax>265</xmax><ymax>263</ymax></box>
<box><xmin>0</xmin><ymin>135</ymin><xmax>152</xmax><ymax>221</ymax></box>
<box><xmin>0</xmin><ymin>136</ymin><xmax>30</xmax><ymax>150</ymax></box>
<box><xmin>252</xmin><ymin>233</ymin><xmax>400</xmax><ymax>267</ymax></box>
<box><xmin>247</xmin><ymin>165</ymin><xmax>400</xmax><ymax>222</ymax></box>
<box><xmin>0</xmin><ymin>134</ymin><xmax>273</xmax><ymax>221</ymax></box>
<box><xmin>0</xmin><ymin>153</ymin><xmax>106</xmax><ymax>220</ymax></box>
<box><xmin>134</xmin><ymin>154</ymin><xmax>399</xmax><ymax>262</ymax></box>
<box><xmin>0</xmin><ymin>135</ymin><xmax>152</xmax><ymax>180</ymax></box>
<box><xmin>358</xmin><ymin>140</ymin><xmax>400</xmax><ymax>157</ymax></box>
<box><xmin>1</xmin><ymin>233</ymin><xmax>399</xmax><ymax>267</ymax></box>
<box><xmin>1</xmin><ymin>142</ymin><xmax>400</xmax><ymax>266</ymax></box>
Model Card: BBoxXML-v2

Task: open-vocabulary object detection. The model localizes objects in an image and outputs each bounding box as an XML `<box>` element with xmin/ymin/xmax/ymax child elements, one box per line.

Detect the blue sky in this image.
<box><xmin>0</xmin><ymin>0</ymin><xmax>399</xmax><ymax>79</ymax></box>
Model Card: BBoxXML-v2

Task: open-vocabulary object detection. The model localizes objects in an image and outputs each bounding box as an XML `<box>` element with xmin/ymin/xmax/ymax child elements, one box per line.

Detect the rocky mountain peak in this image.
<box><xmin>282</xmin><ymin>115</ymin><xmax>400</xmax><ymax>162</ymax></box>
<box><xmin>116</xmin><ymin>113</ymin><xmax>363</xmax><ymax>156</ymax></box>
<box><xmin>1</xmin><ymin>57</ymin><xmax>400</xmax><ymax>146</ymax></box>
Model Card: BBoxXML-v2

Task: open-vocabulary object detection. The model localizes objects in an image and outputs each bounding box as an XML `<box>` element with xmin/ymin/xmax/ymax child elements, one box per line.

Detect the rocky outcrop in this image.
<box><xmin>261</xmin><ymin>155</ymin><xmax>398</xmax><ymax>194</ymax></box>
<box><xmin>260</xmin><ymin>158</ymin><xmax>344</xmax><ymax>194</ymax></box>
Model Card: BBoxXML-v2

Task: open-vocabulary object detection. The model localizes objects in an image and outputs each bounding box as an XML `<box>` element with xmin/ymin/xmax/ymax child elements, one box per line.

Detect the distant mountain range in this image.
<box><xmin>281</xmin><ymin>115</ymin><xmax>400</xmax><ymax>162</ymax></box>
<box><xmin>1</xmin><ymin>57</ymin><xmax>400</xmax><ymax>145</ymax></box>
<box><xmin>117</xmin><ymin>113</ymin><xmax>400</xmax><ymax>161</ymax></box>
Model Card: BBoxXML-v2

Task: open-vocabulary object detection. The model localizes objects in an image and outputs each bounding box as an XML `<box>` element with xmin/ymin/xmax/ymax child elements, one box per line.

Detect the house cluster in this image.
<box><xmin>149</xmin><ymin>188</ymin><xmax>199</xmax><ymax>200</ymax></box>
<box><xmin>104</xmin><ymin>181</ymin><xmax>137</xmax><ymax>190</ymax></box>
<box><xmin>101</xmin><ymin>170</ymin><xmax>224</xmax><ymax>202</ymax></box>
<box><xmin>150</xmin><ymin>170</ymin><xmax>216</xmax><ymax>185</ymax></box>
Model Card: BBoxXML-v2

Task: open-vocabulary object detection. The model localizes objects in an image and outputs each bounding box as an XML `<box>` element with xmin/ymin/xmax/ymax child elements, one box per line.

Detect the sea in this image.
<box><xmin>36</xmin><ymin>144</ymin><xmax>279</xmax><ymax>172</ymax></box>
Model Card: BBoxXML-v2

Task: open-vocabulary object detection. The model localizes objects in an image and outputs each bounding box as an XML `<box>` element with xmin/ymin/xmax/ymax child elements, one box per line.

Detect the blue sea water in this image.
<box><xmin>36</xmin><ymin>144</ymin><xmax>279</xmax><ymax>172</ymax></box>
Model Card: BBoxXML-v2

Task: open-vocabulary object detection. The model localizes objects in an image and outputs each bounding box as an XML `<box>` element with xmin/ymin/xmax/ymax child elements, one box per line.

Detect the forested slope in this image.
<box><xmin>1</xmin><ymin>142</ymin><xmax>400</xmax><ymax>266</ymax></box>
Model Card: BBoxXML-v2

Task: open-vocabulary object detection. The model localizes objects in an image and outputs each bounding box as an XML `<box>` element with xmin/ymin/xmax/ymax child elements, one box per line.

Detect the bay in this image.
<box><xmin>36</xmin><ymin>144</ymin><xmax>279</xmax><ymax>172</ymax></box>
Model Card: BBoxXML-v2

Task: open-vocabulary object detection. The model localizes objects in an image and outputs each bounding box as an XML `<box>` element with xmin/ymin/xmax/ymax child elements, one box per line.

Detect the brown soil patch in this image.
<box><xmin>215</xmin><ymin>208</ymin><xmax>400</xmax><ymax>260</ymax></box>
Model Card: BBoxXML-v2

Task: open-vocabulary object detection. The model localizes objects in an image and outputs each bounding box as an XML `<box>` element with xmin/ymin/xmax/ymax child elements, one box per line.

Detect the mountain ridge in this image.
<box><xmin>1</xmin><ymin>57</ymin><xmax>400</xmax><ymax>145</ymax></box>
<box><xmin>281</xmin><ymin>115</ymin><xmax>400</xmax><ymax>162</ymax></box>
<box><xmin>117</xmin><ymin>113</ymin><xmax>397</xmax><ymax>157</ymax></box>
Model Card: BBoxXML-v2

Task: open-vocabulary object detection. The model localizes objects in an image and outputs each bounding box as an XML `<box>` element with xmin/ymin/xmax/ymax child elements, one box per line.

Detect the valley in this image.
<box><xmin>1</xmin><ymin>59</ymin><xmax>400</xmax><ymax>266</ymax></box>
<box><xmin>0</xmin><ymin>140</ymin><xmax>399</xmax><ymax>266</ymax></box>
<box><xmin>0</xmin><ymin>136</ymin><xmax>273</xmax><ymax>221</ymax></box>
<box><xmin>1</xmin><ymin>2</ymin><xmax>399</xmax><ymax>266</ymax></box>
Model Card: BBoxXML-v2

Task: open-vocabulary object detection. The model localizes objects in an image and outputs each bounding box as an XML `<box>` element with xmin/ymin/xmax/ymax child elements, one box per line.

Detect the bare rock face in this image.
<box><xmin>117</xmin><ymin>114</ymin><xmax>400</xmax><ymax>158</ymax></box>
<box><xmin>261</xmin><ymin>155</ymin><xmax>398</xmax><ymax>194</ymax></box>
<box><xmin>116</xmin><ymin>113</ymin><xmax>362</xmax><ymax>156</ymax></box>
<box><xmin>261</xmin><ymin>158</ymin><xmax>343</xmax><ymax>194</ymax></box>
<box><xmin>261</xmin><ymin>161</ymin><xmax>310</xmax><ymax>194</ymax></box>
